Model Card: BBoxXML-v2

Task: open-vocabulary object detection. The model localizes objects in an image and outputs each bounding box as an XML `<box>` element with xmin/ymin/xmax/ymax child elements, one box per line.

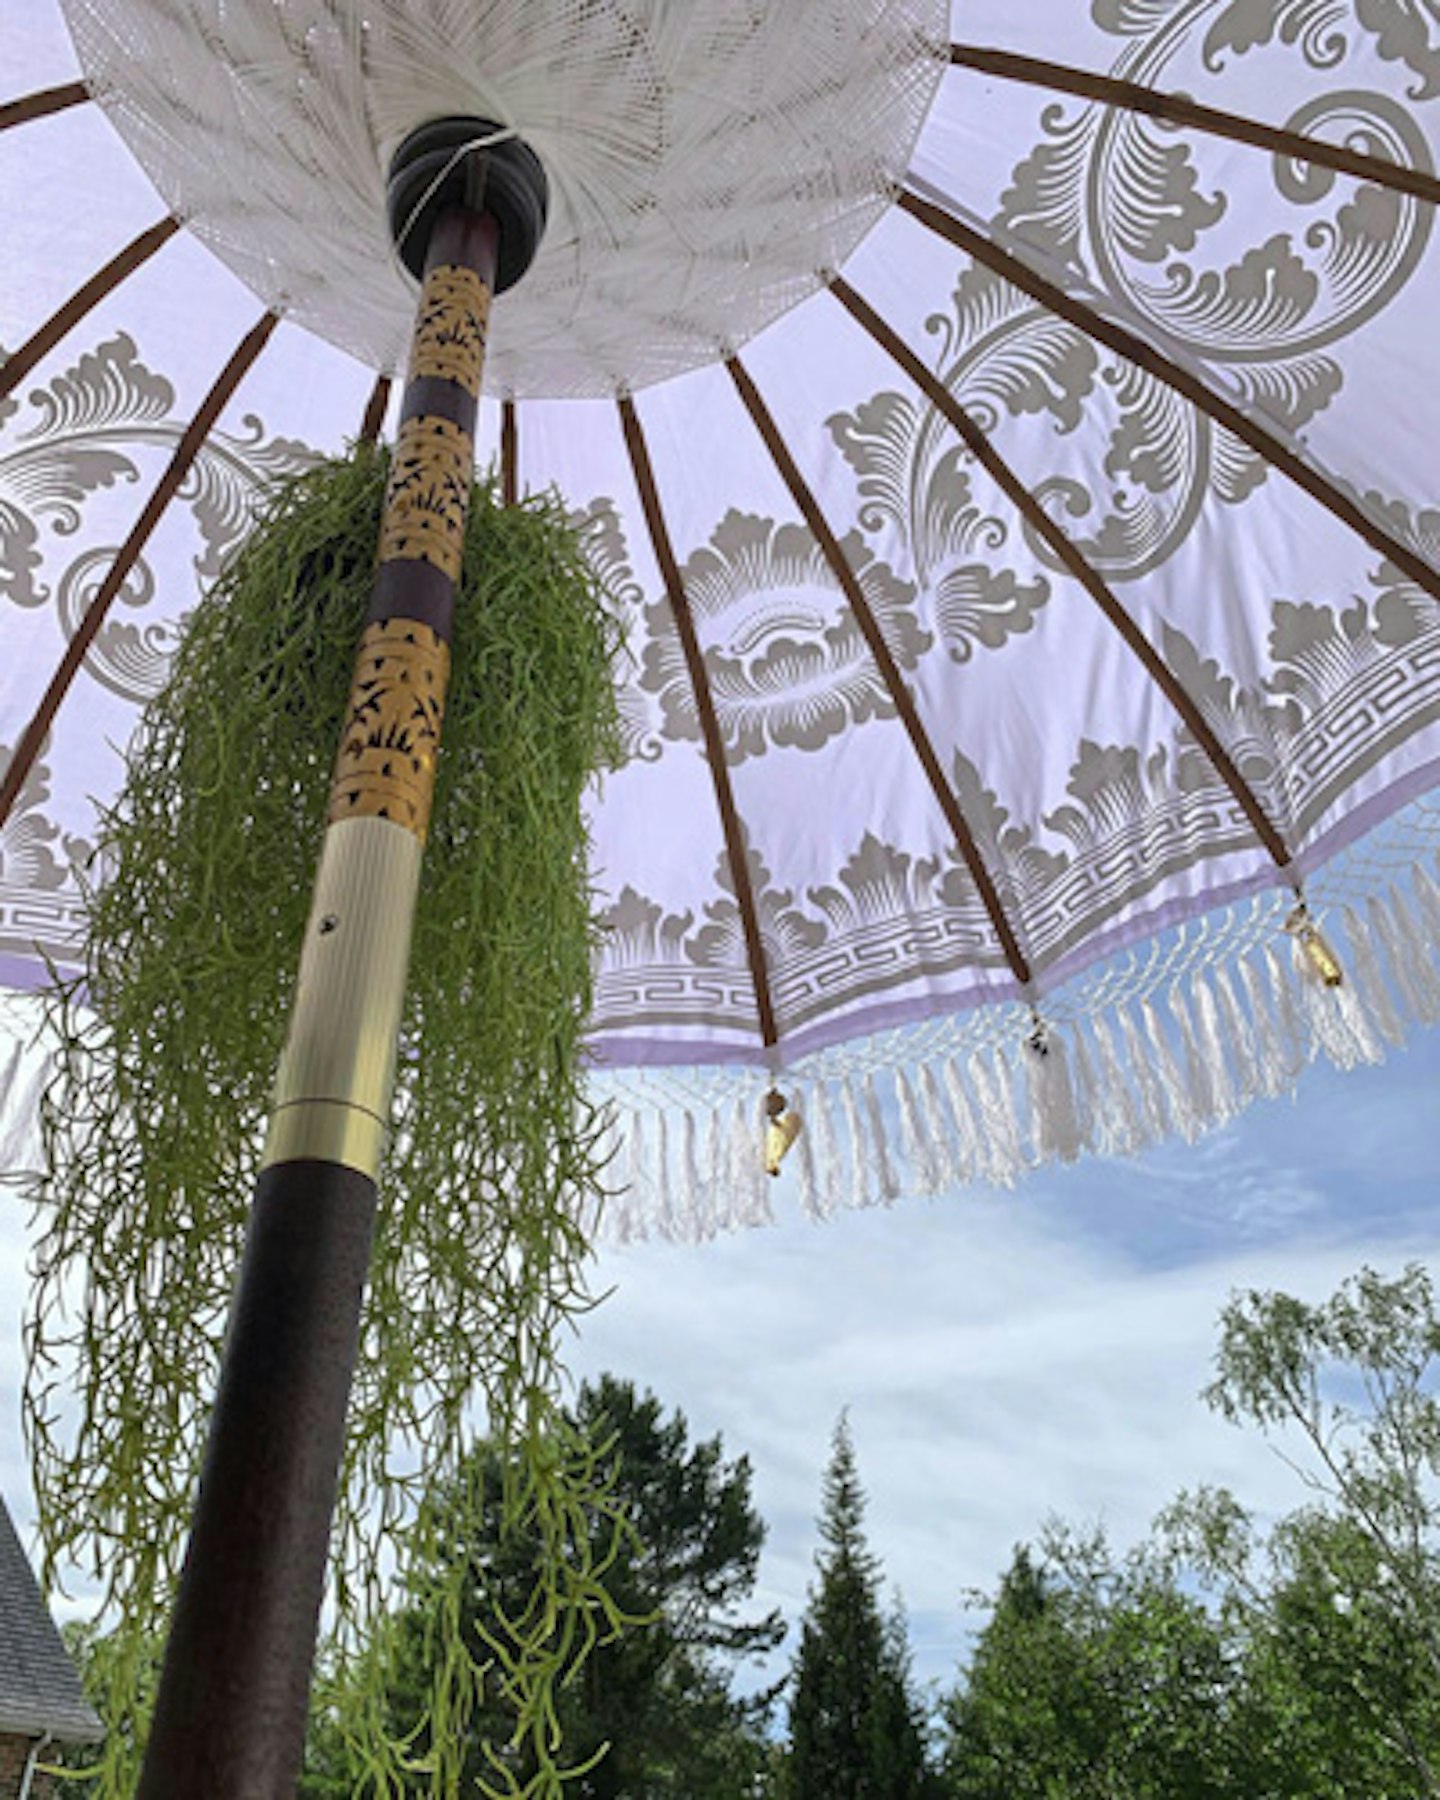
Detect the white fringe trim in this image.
<box><xmin>586</xmin><ymin>870</ymin><xmax>1440</xmax><ymax>1241</ymax></box>
<box><xmin>2</xmin><ymin>868</ymin><xmax>1431</xmax><ymax>1251</ymax></box>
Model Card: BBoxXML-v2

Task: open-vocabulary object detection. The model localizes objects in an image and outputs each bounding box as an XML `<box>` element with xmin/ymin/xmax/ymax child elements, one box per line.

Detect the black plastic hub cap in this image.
<box><xmin>387</xmin><ymin>116</ymin><xmax>548</xmax><ymax>291</ymax></box>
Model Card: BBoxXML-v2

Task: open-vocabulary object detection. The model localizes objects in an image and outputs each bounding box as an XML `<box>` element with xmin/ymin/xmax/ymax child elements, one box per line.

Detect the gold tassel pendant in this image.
<box><xmin>1285</xmin><ymin>901</ymin><xmax>1345</xmax><ymax>988</ymax></box>
<box><xmin>764</xmin><ymin>1087</ymin><xmax>804</xmax><ymax>1176</ymax></box>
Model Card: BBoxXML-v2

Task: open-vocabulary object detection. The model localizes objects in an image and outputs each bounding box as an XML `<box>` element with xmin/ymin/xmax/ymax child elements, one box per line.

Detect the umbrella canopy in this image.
<box><xmin>3</xmin><ymin>0</ymin><xmax>1440</xmax><ymax>1235</ymax></box>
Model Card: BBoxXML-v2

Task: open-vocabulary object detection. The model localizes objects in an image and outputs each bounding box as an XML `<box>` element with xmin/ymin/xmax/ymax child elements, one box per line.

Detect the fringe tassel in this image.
<box><xmin>713</xmin><ymin>1099</ymin><xmax>743</xmax><ymax>1234</ymax></box>
<box><xmin>1211</xmin><ymin>964</ymin><xmax>1262</xmax><ymax>1103</ymax></box>
<box><xmin>1291</xmin><ymin>937</ymin><xmax>1383</xmax><ymax>1070</ymax></box>
<box><xmin>916</xmin><ymin>1063</ymin><xmax>961</xmax><ymax>1188</ymax></box>
<box><xmin>675</xmin><ymin>1107</ymin><xmax>704</xmax><ymax>1240</ymax></box>
<box><xmin>1180</xmin><ymin>978</ymin><xmax>1233</xmax><ymax>1126</ymax></box>
<box><xmin>1065</xmin><ymin>1025</ymin><xmax>1100</xmax><ymax>1149</ymax></box>
<box><xmin>840</xmin><ymin>1077</ymin><xmax>871</xmax><ymax>1212</ymax></box>
<box><xmin>724</xmin><ymin>1094</ymin><xmax>770</xmax><ymax>1230</ymax></box>
<box><xmin>1413</xmin><ymin>862</ymin><xmax>1440</xmax><ymax>942</ymax></box>
<box><xmin>970</xmin><ymin>1044</ymin><xmax>1023</xmax><ymax>1185</ymax></box>
<box><xmin>1085</xmin><ymin>1013</ymin><xmax>1146</xmax><ymax>1157</ymax></box>
<box><xmin>1191</xmin><ymin>971</ymin><xmax>1241</xmax><ymax>1123</ymax></box>
<box><xmin>0</xmin><ymin>1038</ymin><xmax>30</xmax><ymax>1174</ymax></box>
<box><xmin>1023</xmin><ymin>1027</ymin><xmax>1083</xmax><ymax>1164</ymax></box>
<box><xmin>1338</xmin><ymin>973</ymin><xmax>1388</xmax><ymax>1066</ymax></box>
<box><xmin>1396</xmin><ymin>886</ymin><xmax>1440</xmax><ymax>1019</ymax></box>
<box><xmin>1373</xmin><ymin>887</ymin><xmax>1440</xmax><ymax>1024</ymax></box>
<box><xmin>807</xmin><ymin>1081</ymin><xmax>844</xmax><ymax>1219</ymax></box>
<box><xmin>1236</xmin><ymin>952</ymin><xmax>1297</xmax><ymax>1098</ymax></box>
<box><xmin>0</xmin><ymin>1038</ymin><xmax>22</xmax><ymax>1114</ymax></box>
<box><xmin>863</xmin><ymin>1074</ymin><xmax>901</xmax><ymax>1203</ymax></box>
<box><xmin>895</xmin><ymin>1067</ymin><xmax>944</xmax><ymax>1194</ymax></box>
<box><xmin>633</xmin><ymin>1105</ymin><xmax>667</xmax><ymax>1236</ymax></box>
<box><xmin>738</xmin><ymin>1094</ymin><xmax>770</xmax><ymax>1238</ymax></box>
<box><xmin>941</xmin><ymin>1055</ymin><xmax>985</xmax><ymax>1186</ymax></box>
<box><xmin>1263</xmin><ymin>941</ymin><xmax>1305</xmax><ymax>1065</ymax></box>
<box><xmin>1118</xmin><ymin>1002</ymin><xmax>1169</xmax><ymax>1143</ymax></box>
<box><xmin>1145</xmin><ymin>994</ymin><xmax>1200</xmax><ymax>1141</ymax></box>
<box><xmin>585</xmin><ymin>845</ymin><xmax>1440</xmax><ymax>1239</ymax></box>
<box><xmin>893</xmin><ymin>1068</ymin><xmax>924</xmax><ymax>1190</ymax></box>
<box><xmin>699</xmin><ymin>1104</ymin><xmax>726</xmax><ymax>1239</ymax></box>
<box><xmin>640</xmin><ymin>1108</ymin><xmax>669</xmax><ymax>1238</ymax></box>
<box><xmin>1344</xmin><ymin>901</ymin><xmax>1404</xmax><ymax>1047</ymax></box>
<box><xmin>791</xmin><ymin>1082</ymin><xmax>820</xmax><ymax>1219</ymax></box>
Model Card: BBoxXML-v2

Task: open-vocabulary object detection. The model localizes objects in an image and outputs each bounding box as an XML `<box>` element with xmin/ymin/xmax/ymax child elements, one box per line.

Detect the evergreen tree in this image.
<box><xmin>302</xmin><ymin>1375</ymin><xmax>782</xmax><ymax>1797</ymax></box>
<box><xmin>786</xmin><ymin>1415</ymin><xmax>933</xmax><ymax>1800</ymax></box>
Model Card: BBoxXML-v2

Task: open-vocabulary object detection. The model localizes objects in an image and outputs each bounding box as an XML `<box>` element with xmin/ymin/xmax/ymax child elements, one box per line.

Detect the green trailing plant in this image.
<box><xmin>25</xmin><ymin>446</ymin><xmax>628</xmax><ymax>1796</ymax></box>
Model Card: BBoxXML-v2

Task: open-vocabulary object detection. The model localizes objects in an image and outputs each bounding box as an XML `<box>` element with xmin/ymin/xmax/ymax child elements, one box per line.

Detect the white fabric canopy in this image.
<box><xmin>3</xmin><ymin>1</ymin><xmax>1439</xmax><ymax>1231</ymax></box>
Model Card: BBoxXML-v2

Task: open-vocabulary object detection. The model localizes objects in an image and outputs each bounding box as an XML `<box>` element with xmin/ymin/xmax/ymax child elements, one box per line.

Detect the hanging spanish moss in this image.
<box><xmin>25</xmin><ymin>445</ymin><xmax>627</xmax><ymax>1795</ymax></box>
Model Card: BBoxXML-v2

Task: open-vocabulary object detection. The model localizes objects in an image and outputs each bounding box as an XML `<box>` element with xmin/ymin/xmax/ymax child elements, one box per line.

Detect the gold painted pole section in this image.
<box><xmin>262</xmin><ymin>818</ymin><xmax>423</xmax><ymax>1174</ymax></box>
<box><xmin>262</xmin><ymin>618</ymin><xmax>451</xmax><ymax>1175</ymax></box>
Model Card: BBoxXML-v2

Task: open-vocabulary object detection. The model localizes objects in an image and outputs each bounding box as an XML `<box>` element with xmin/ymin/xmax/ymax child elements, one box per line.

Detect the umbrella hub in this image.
<box><xmin>56</xmin><ymin>0</ymin><xmax>948</xmax><ymax>395</ymax></box>
<box><xmin>387</xmin><ymin>115</ymin><xmax>548</xmax><ymax>291</ymax></box>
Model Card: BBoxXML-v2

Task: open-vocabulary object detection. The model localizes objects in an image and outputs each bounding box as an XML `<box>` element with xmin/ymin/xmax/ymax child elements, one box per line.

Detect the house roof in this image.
<box><xmin>0</xmin><ymin>1497</ymin><xmax>102</xmax><ymax>1743</ymax></box>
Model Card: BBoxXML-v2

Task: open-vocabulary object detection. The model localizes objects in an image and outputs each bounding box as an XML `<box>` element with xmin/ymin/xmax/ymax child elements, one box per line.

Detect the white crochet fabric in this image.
<box><xmin>61</xmin><ymin>0</ymin><xmax>947</xmax><ymax>396</ymax></box>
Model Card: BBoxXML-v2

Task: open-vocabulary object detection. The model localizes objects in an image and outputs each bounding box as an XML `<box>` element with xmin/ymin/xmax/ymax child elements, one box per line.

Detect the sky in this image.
<box><xmin>0</xmin><ymin>1014</ymin><xmax>1433</xmax><ymax>1707</ymax></box>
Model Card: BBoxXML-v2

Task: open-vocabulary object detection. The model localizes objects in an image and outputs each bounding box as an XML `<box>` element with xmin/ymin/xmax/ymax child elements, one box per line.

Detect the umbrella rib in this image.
<box><xmin>899</xmin><ymin>188</ymin><xmax>1440</xmax><ymax>609</ymax></box>
<box><xmin>501</xmin><ymin>398</ymin><xmax>518</xmax><ymax>507</ymax></box>
<box><xmin>725</xmin><ymin>352</ymin><xmax>1034</xmax><ymax>990</ymax></box>
<box><xmin>619</xmin><ymin>393</ymin><xmax>781</xmax><ymax>1047</ymax></box>
<box><xmin>0</xmin><ymin>82</ymin><xmax>89</xmax><ymax>133</ymax></box>
<box><xmin>0</xmin><ymin>309</ymin><xmax>279</xmax><ymax>828</ymax></box>
<box><xmin>949</xmin><ymin>44</ymin><xmax>1440</xmax><ymax>208</ymax></box>
<box><xmin>0</xmin><ymin>217</ymin><xmax>180</xmax><ymax>405</ymax></box>
<box><xmin>357</xmin><ymin>372</ymin><xmax>391</xmax><ymax>445</ymax></box>
<box><xmin>829</xmin><ymin>275</ymin><xmax>1293</xmax><ymax>872</ymax></box>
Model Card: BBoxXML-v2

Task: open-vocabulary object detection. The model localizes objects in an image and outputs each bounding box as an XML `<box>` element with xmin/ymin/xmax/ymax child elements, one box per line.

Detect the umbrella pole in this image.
<box><xmin>136</xmin><ymin>124</ymin><xmax>544</xmax><ymax>1798</ymax></box>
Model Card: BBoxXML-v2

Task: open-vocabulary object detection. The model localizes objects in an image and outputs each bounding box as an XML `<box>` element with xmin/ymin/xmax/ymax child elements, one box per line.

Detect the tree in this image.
<box><xmin>786</xmin><ymin>1415</ymin><xmax>934</xmax><ymax>1800</ymax></box>
<box><xmin>942</xmin><ymin>1530</ymin><xmax>1240</xmax><ymax>1799</ymax></box>
<box><xmin>942</xmin><ymin>1263</ymin><xmax>1440</xmax><ymax>1800</ymax></box>
<box><xmin>303</xmin><ymin>1374</ymin><xmax>783</xmax><ymax>1798</ymax></box>
<box><xmin>1161</xmin><ymin>1262</ymin><xmax>1440</xmax><ymax>1797</ymax></box>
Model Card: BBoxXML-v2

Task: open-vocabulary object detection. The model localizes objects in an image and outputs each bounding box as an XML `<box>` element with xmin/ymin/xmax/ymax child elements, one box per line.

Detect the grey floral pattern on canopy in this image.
<box><xmin>1</xmin><ymin>334</ymin><xmax>315</xmax><ymax>695</ymax></box>
<box><xmin>3</xmin><ymin>0</ymin><xmax>1440</xmax><ymax>1231</ymax></box>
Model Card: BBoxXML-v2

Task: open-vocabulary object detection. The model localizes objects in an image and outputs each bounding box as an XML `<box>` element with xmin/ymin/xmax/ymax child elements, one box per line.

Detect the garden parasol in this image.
<box><xmin>3</xmin><ymin>0</ymin><xmax>1440</xmax><ymax>1787</ymax></box>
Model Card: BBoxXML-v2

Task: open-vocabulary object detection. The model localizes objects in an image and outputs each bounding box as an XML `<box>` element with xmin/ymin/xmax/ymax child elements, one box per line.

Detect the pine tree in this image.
<box><xmin>786</xmin><ymin>1415</ymin><xmax>933</xmax><ymax>1800</ymax></box>
<box><xmin>301</xmin><ymin>1376</ymin><xmax>783</xmax><ymax>1797</ymax></box>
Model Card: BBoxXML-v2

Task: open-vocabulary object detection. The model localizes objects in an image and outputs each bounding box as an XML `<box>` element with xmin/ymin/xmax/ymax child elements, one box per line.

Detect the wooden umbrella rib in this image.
<box><xmin>725</xmin><ymin>353</ymin><xmax>1033</xmax><ymax>990</ymax></box>
<box><xmin>829</xmin><ymin>275</ymin><xmax>1293</xmax><ymax>871</ymax></box>
<box><xmin>0</xmin><ymin>217</ymin><xmax>181</xmax><ymax>405</ymax></box>
<box><xmin>618</xmin><ymin>393</ymin><xmax>780</xmax><ymax>1047</ymax></box>
<box><xmin>357</xmin><ymin>372</ymin><xmax>391</xmax><ymax>444</ymax></box>
<box><xmin>899</xmin><ymin>189</ymin><xmax>1440</xmax><ymax>609</ymax></box>
<box><xmin>501</xmin><ymin>398</ymin><xmax>518</xmax><ymax>507</ymax></box>
<box><xmin>0</xmin><ymin>82</ymin><xmax>89</xmax><ymax>133</ymax></box>
<box><xmin>0</xmin><ymin>310</ymin><xmax>280</xmax><ymax>828</ymax></box>
<box><xmin>949</xmin><ymin>44</ymin><xmax>1440</xmax><ymax>207</ymax></box>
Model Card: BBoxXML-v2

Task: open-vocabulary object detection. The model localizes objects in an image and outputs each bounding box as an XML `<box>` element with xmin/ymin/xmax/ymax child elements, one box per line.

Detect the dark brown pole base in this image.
<box><xmin>136</xmin><ymin>1161</ymin><xmax>377</xmax><ymax>1800</ymax></box>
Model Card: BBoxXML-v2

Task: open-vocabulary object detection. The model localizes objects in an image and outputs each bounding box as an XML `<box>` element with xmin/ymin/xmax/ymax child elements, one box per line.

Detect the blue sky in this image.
<box><xmin>0</xmin><ymin>1015</ymin><xmax>1432</xmax><ymax>1706</ymax></box>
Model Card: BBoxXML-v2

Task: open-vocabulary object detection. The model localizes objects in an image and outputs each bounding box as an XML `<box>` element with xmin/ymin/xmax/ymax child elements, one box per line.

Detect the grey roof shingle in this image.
<box><xmin>0</xmin><ymin>1496</ymin><xmax>102</xmax><ymax>1743</ymax></box>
